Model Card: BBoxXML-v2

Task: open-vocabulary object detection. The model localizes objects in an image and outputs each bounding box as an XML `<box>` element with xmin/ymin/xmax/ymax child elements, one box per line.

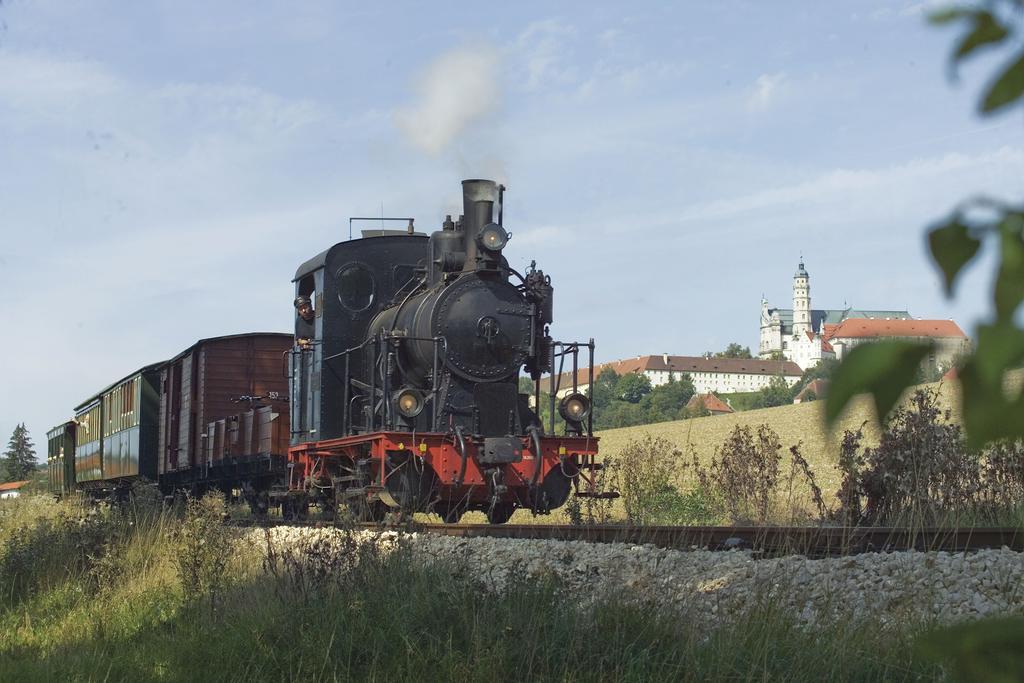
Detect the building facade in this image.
<box><xmin>760</xmin><ymin>259</ymin><xmax>912</xmax><ymax>369</ymax></box>
<box><xmin>759</xmin><ymin>259</ymin><xmax>970</xmax><ymax>372</ymax></box>
<box><xmin>828</xmin><ymin>319</ymin><xmax>970</xmax><ymax>370</ymax></box>
<box><xmin>551</xmin><ymin>354</ymin><xmax>803</xmax><ymax>397</ymax></box>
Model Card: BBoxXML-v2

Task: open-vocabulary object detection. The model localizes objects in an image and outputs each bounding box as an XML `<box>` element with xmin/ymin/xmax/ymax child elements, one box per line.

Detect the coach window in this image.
<box><xmin>337</xmin><ymin>262</ymin><xmax>375</xmax><ymax>312</ymax></box>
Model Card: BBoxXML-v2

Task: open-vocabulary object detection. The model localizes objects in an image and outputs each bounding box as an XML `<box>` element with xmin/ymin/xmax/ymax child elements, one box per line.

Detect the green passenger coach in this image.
<box><xmin>46</xmin><ymin>421</ymin><xmax>76</xmax><ymax>495</ymax></box>
<box><xmin>73</xmin><ymin>362</ymin><xmax>164</xmax><ymax>491</ymax></box>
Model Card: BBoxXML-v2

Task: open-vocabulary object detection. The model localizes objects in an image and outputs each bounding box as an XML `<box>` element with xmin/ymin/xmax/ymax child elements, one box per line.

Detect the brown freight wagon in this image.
<box><xmin>157</xmin><ymin>333</ymin><xmax>292</xmax><ymax>489</ymax></box>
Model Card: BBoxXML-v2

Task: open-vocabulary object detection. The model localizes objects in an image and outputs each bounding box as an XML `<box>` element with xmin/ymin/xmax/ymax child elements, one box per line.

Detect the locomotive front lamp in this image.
<box><xmin>396</xmin><ymin>388</ymin><xmax>425</xmax><ymax>418</ymax></box>
<box><xmin>477</xmin><ymin>223</ymin><xmax>509</xmax><ymax>252</ymax></box>
<box><xmin>559</xmin><ymin>393</ymin><xmax>591</xmax><ymax>423</ymax></box>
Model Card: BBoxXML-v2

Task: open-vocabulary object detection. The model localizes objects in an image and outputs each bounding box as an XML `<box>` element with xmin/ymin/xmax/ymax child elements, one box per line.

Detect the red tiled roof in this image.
<box><xmin>803</xmin><ymin>331</ymin><xmax>835</xmax><ymax>353</ymax></box>
<box><xmin>829</xmin><ymin>318</ymin><xmax>967</xmax><ymax>340</ymax></box>
<box><xmin>822</xmin><ymin>323</ymin><xmax>839</xmax><ymax>339</ymax></box>
<box><xmin>0</xmin><ymin>480</ymin><xmax>30</xmax><ymax>492</ymax></box>
<box><xmin>687</xmin><ymin>392</ymin><xmax>734</xmax><ymax>414</ymax></box>
<box><xmin>794</xmin><ymin>379</ymin><xmax>829</xmax><ymax>402</ymax></box>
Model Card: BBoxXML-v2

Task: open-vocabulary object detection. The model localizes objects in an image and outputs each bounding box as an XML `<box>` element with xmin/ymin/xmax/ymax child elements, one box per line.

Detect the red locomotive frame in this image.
<box><xmin>287</xmin><ymin>431</ymin><xmax>601</xmax><ymax>515</ymax></box>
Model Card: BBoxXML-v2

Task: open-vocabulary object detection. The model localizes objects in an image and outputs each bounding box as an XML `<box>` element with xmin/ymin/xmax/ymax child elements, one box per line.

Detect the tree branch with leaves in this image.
<box><xmin>826</xmin><ymin>1</ymin><xmax>1024</xmax><ymax>448</ymax></box>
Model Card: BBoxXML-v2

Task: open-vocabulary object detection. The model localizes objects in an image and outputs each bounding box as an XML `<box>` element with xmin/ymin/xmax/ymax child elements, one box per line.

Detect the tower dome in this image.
<box><xmin>794</xmin><ymin>259</ymin><xmax>808</xmax><ymax>279</ymax></box>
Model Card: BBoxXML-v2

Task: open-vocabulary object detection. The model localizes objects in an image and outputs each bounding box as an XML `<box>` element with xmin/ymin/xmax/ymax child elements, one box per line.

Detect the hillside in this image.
<box><xmin>594</xmin><ymin>377</ymin><xmax>963</xmax><ymax>510</ymax></box>
<box><xmin>489</xmin><ymin>377</ymin><xmax>961</xmax><ymax>524</ymax></box>
<box><xmin>477</xmin><ymin>371</ymin><xmax>1024</xmax><ymax>524</ymax></box>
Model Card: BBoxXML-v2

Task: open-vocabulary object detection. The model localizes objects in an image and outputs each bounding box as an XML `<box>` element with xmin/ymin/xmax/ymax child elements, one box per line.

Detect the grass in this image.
<box><xmin>558</xmin><ymin>378</ymin><xmax>973</xmax><ymax>524</ymax></box>
<box><xmin>0</xmin><ymin>494</ymin><xmax>951</xmax><ymax>681</ymax></box>
<box><xmin>485</xmin><ymin>378</ymin><xmax>959</xmax><ymax>525</ymax></box>
<box><xmin>717</xmin><ymin>391</ymin><xmax>762</xmax><ymax>412</ymax></box>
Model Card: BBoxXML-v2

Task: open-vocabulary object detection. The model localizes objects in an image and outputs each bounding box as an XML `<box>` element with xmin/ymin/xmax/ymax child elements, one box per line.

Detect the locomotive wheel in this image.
<box><xmin>384</xmin><ymin>458</ymin><xmax>436</xmax><ymax>514</ymax></box>
<box><xmin>486</xmin><ymin>503</ymin><xmax>515</xmax><ymax>525</ymax></box>
<box><xmin>343</xmin><ymin>489</ymin><xmax>387</xmax><ymax>523</ymax></box>
<box><xmin>533</xmin><ymin>468</ymin><xmax>574</xmax><ymax>512</ymax></box>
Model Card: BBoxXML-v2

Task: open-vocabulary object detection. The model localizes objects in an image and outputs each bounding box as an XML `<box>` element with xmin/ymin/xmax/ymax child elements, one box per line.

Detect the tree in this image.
<box><xmin>752</xmin><ymin>376</ymin><xmax>793</xmax><ymax>409</ymax></box>
<box><xmin>791</xmin><ymin>357</ymin><xmax>839</xmax><ymax>397</ymax></box>
<box><xmin>643</xmin><ymin>373</ymin><xmax>696</xmax><ymax>422</ymax></box>
<box><xmin>765</xmin><ymin>351</ymin><xmax>786</xmax><ymax>361</ymax></box>
<box><xmin>589</xmin><ymin>368</ymin><xmax>620</xmax><ymax>410</ymax></box>
<box><xmin>2</xmin><ymin>423</ymin><xmax>38</xmax><ymax>482</ymax></box>
<box><xmin>616</xmin><ymin>372</ymin><xmax>652</xmax><ymax>403</ymax></box>
<box><xmin>714</xmin><ymin>343</ymin><xmax>753</xmax><ymax>359</ymax></box>
<box><xmin>826</xmin><ymin>4</ymin><xmax>1024</xmax><ymax>448</ymax></box>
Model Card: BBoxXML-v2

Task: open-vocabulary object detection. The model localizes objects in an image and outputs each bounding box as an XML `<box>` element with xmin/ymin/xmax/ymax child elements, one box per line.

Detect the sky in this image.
<box><xmin>1</xmin><ymin>1</ymin><xmax>1022</xmax><ymax>454</ymax></box>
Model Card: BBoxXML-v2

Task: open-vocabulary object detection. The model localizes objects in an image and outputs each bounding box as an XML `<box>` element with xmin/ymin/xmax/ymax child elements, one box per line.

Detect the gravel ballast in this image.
<box><xmin>248</xmin><ymin>527</ymin><xmax>1024</xmax><ymax>627</ymax></box>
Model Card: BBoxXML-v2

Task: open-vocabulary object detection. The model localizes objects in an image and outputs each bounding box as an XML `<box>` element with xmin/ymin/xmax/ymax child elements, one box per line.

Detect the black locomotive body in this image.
<box><xmin>287</xmin><ymin>179</ymin><xmax>603</xmax><ymax>523</ymax></box>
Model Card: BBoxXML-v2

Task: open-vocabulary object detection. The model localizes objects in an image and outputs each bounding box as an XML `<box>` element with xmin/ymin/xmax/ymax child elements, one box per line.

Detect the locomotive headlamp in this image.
<box><xmin>477</xmin><ymin>223</ymin><xmax>509</xmax><ymax>252</ymax></box>
<box><xmin>559</xmin><ymin>393</ymin><xmax>591</xmax><ymax>423</ymax></box>
<box><xmin>395</xmin><ymin>388</ymin><xmax>425</xmax><ymax>418</ymax></box>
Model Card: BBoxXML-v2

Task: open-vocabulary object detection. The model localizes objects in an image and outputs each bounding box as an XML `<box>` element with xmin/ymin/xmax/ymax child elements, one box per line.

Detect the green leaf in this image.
<box><xmin>927</xmin><ymin>7</ymin><xmax>973</xmax><ymax>25</ymax></box>
<box><xmin>994</xmin><ymin>212</ymin><xmax>1024</xmax><ymax>320</ymax></box>
<box><xmin>825</xmin><ymin>341</ymin><xmax>932</xmax><ymax>429</ymax></box>
<box><xmin>981</xmin><ymin>50</ymin><xmax>1024</xmax><ymax>113</ymax></box>
<box><xmin>928</xmin><ymin>217</ymin><xmax>981</xmax><ymax>296</ymax></box>
<box><xmin>972</xmin><ymin>322</ymin><xmax>1024</xmax><ymax>386</ymax></box>
<box><xmin>958</xmin><ymin>324</ymin><xmax>1024</xmax><ymax>448</ymax></box>
<box><xmin>954</xmin><ymin>12</ymin><xmax>1009</xmax><ymax>62</ymax></box>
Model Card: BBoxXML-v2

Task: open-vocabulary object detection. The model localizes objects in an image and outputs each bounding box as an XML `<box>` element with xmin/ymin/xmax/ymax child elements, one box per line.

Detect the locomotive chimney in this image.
<box><xmin>461</xmin><ymin>179</ymin><xmax>499</xmax><ymax>270</ymax></box>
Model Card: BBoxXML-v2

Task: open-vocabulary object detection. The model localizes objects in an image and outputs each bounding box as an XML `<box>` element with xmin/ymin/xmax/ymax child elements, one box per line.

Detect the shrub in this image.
<box><xmin>696</xmin><ymin>424</ymin><xmax>782</xmax><ymax>524</ymax></box>
<box><xmin>616</xmin><ymin>435</ymin><xmax>684</xmax><ymax>525</ymax></box>
<box><xmin>173</xmin><ymin>493</ymin><xmax>232</xmax><ymax>609</ymax></box>
<box><xmin>834</xmin><ymin>389</ymin><xmax>1024</xmax><ymax>526</ymax></box>
<box><xmin>0</xmin><ymin>499</ymin><xmax>115</xmax><ymax>604</ymax></box>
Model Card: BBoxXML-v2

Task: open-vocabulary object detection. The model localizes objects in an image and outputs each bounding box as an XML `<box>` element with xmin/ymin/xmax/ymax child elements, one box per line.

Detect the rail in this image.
<box><xmin>228</xmin><ymin>520</ymin><xmax>1024</xmax><ymax>557</ymax></box>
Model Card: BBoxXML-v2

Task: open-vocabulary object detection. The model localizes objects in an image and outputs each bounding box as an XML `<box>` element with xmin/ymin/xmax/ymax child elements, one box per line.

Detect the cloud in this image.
<box><xmin>747</xmin><ymin>72</ymin><xmax>788</xmax><ymax>111</ymax></box>
<box><xmin>667</xmin><ymin>147</ymin><xmax>1024</xmax><ymax>229</ymax></box>
<box><xmin>393</xmin><ymin>45</ymin><xmax>501</xmax><ymax>155</ymax></box>
<box><xmin>515</xmin><ymin>19</ymin><xmax>578</xmax><ymax>91</ymax></box>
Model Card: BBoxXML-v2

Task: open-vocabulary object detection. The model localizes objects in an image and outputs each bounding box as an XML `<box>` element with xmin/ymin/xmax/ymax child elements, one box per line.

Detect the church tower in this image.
<box><xmin>792</xmin><ymin>258</ymin><xmax>811</xmax><ymax>338</ymax></box>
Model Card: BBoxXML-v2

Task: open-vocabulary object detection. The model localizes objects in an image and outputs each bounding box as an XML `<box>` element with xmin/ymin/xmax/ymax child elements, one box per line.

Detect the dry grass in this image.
<box><xmin>489</xmin><ymin>378</ymin><xmax>965</xmax><ymax>525</ymax></box>
<box><xmin>586</xmin><ymin>378</ymin><xmax>970</xmax><ymax>523</ymax></box>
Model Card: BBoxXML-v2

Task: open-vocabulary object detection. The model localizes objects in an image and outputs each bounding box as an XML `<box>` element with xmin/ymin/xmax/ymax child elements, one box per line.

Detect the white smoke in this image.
<box><xmin>394</xmin><ymin>45</ymin><xmax>501</xmax><ymax>156</ymax></box>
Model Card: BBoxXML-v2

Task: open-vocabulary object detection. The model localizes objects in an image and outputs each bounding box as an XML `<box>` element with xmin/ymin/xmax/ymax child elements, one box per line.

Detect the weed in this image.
<box><xmin>566</xmin><ymin>454</ymin><xmax>620</xmax><ymax>525</ymax></box>
<box><xmin>835</xmin><ymin>389</ymin><xmax>1024</xmax><ymax>526</ymax></box>
<box><xmin>172</xmin><ymin>493</ymin><xmax>232</xmax><ymax>610</ymax></box>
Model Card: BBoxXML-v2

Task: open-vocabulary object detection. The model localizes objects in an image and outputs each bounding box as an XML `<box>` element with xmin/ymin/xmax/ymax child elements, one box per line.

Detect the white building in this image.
<box><xmin>760</xmin><ymin>259</ymin><xmax>911</xmax><ymax>370</ymax></box>
<box><xmin>828</xmin><ymin>318</ymin><xmax>970</xmax><ymax>370</ymax></box>
<box><xmin>551</xmin><ymin>354</ymin><xmax>803</xmax><ymax>397</ymax></box>
<box><xmin>0</xmin><ymin>481</ymin><xmax>30</xmax><ymax>499</ymax></box>
<box><xmin>759</xmin><ymin>259</ymin><xmax>970</xmax><ymax>372</ymax></box>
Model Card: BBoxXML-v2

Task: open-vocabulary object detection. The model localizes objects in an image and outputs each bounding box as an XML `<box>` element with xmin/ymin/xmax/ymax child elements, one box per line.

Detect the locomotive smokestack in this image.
<box><xmin>461</xmin><ymin>179</ymin><xmax>500</xmax><ymax>270</ymax></box>
<box><xmin>462</xmin><ymin>179</ymin><xmax>498</xmax><ymax>230</ymax></box>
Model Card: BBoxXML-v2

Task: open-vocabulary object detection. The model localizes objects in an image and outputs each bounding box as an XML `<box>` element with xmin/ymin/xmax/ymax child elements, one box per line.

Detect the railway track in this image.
<box><xmin>231</xmin><ymin>519</ymin><xmax>1024</xmax><ymax>557</ymax></box>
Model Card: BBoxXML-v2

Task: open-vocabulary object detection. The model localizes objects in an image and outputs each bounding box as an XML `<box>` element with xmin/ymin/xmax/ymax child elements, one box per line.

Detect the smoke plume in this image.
<box><xmin>394</xmin><ymin>45</ymin><xmax>500</xmax><ymax>155</ymax></box>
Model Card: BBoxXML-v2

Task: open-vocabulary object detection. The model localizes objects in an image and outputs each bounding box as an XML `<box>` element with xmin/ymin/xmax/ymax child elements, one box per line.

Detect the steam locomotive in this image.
<box><xmin>47</xmin><ymin>179</ymin><xmax>606</xmax><ymax>523</ymax></box>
